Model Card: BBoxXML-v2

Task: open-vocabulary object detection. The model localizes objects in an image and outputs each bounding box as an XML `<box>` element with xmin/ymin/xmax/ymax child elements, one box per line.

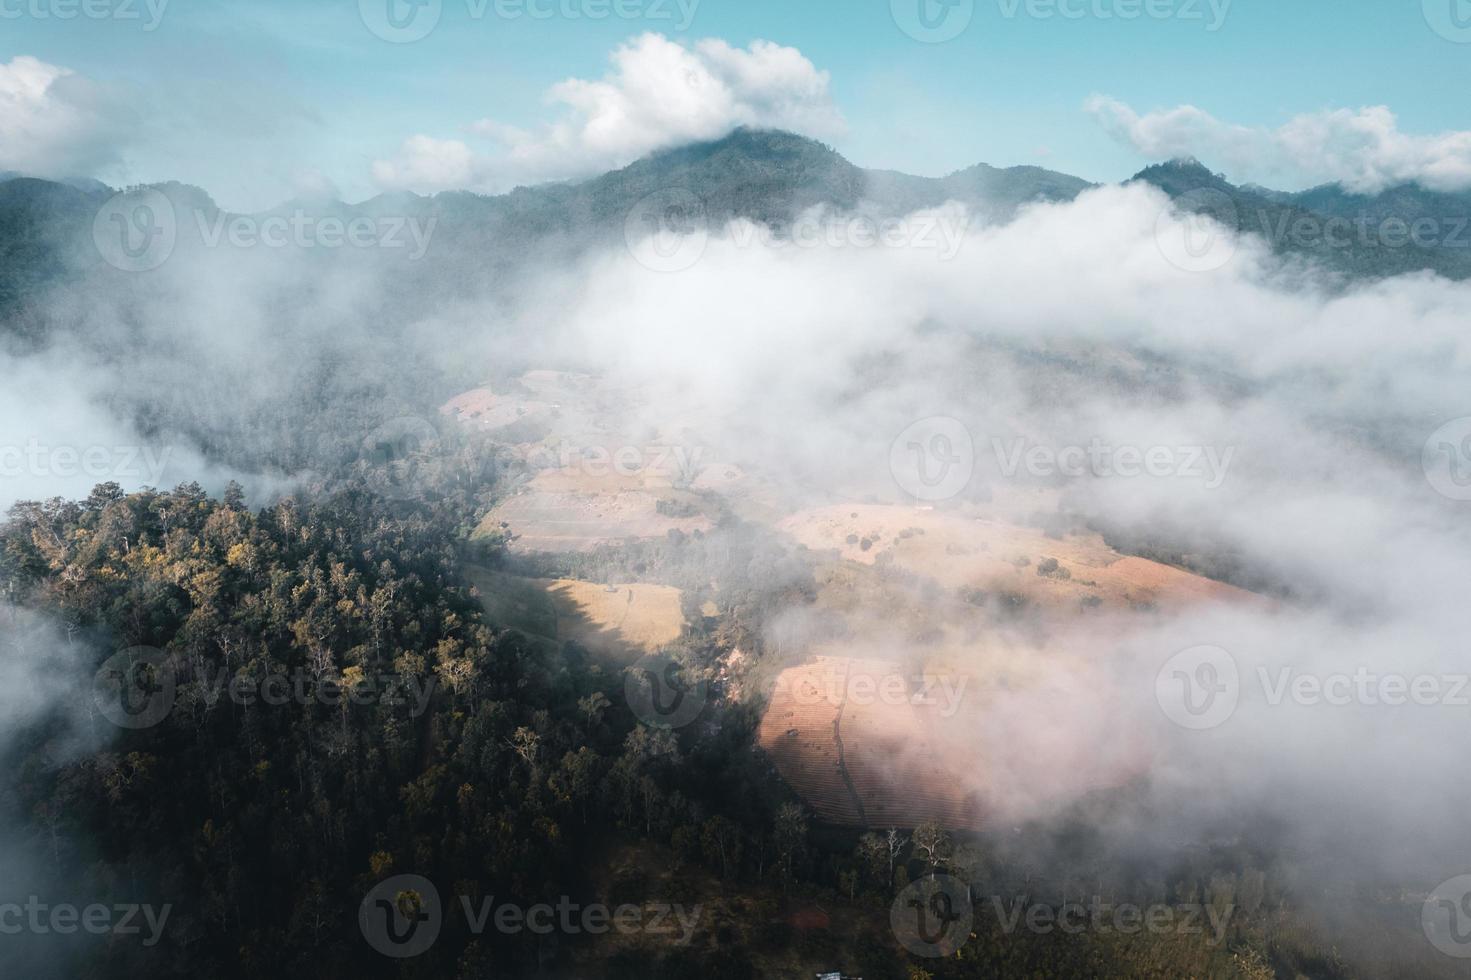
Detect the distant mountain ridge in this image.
<box><xmin>2</xmin><ymin>128</ymin><xmax>1469</xmax><ymax>326</ymax></box>
<box><xmin>1130</xmin><ymin>157</ymin><xmax>1471</xmax><ymax>280</ymax></box>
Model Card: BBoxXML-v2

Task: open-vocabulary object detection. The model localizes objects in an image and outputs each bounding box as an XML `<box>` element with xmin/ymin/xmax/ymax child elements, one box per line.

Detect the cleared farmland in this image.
<box><xmin>778</xmin><ymin>503</ymin><xmax>1254</xmax><ymax>612</ymax></box>
<box><xmin>466</xmin><ymin>566</ymin><xmax>686</xmax><ymax>660</ymax></box>
<box><xmin>757</xmin><ymin>656</ymin><xmax>982</xmax><ymax>831</ymax></box>
<box><xmin>446</xmin><ymin>374</ymin><xmax>1251</xmax><ymax>832</ymax></box>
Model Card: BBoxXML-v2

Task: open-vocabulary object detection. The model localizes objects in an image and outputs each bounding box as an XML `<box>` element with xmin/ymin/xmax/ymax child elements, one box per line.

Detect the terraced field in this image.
<box><xmin>758</xmin><ymin>657</ymin><xmax>983</xmax><ymax>830</ymax></box>
<box><xmin>757</xmin><ymin>657</ymin><xmax>863</xmax><ymax>825</ymax></box>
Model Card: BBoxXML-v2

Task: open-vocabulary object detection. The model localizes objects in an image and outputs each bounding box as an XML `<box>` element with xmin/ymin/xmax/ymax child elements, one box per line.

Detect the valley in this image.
<box><xmin>445</xmin><ymin>368</ymin><xmax>1260</xmax><ymax>836</ymax></box>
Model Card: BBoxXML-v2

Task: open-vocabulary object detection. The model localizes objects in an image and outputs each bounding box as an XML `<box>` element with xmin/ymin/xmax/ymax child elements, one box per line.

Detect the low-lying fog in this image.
<box><xmin>6</xmin><ymin>176</ymin><xmax>1470</xmax><ymax>938</ymax></box>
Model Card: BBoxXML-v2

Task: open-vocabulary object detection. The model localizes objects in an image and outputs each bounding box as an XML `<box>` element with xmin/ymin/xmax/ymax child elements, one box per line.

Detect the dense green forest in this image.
<box><xmin>0</xmin><ymin>457</ymin><xmax>1372</xmax><ymax>978</ymax></box>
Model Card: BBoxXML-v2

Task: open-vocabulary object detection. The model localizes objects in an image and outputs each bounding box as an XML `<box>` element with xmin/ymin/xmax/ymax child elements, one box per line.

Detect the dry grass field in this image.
<box><xmin>466</xmin><ymin>566</ymin><xmax>686</xmax><ymax>660</ymax></box>
<box><xmin>778</xmin><ymin>502</ymin><xmax>1253</xmax><ymax>612</ymax></box>
<box><xmin>476</xmin><ymin>481</ymin><xmax>713</xmax><ymax>553</ymax></box>
<box><xmin>447</xmin><ymin>375</ymin><xmax>1244</xmax><ymax>832</ymax></box>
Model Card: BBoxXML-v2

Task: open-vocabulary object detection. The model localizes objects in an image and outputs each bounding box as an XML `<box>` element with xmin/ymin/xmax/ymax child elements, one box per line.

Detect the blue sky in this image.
<box><xmin>3</xmin><ymin>0</ymin><xmax>1468</xmax><ymax>208</ymax></box>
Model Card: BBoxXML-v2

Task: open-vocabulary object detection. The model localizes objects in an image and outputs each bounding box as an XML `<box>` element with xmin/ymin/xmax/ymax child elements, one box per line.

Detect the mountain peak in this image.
<box><xmin>632</xmin><ymin>127</ymin><xmax>848</xmax><ymax>175</ymax></box>
<box><xmin>1130</xmin><ymin>157</ymin><xmax>1232</xmax><ymax>195</ymax></box>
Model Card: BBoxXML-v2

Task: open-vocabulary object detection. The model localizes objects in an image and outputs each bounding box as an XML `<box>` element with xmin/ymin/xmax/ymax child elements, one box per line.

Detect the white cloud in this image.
<box><xmin>372</xmin><ymin>33</ymin><xmax>844</xmax><ymax>194</ymax></box>
<box><xmin>540</xmin><ymin>183</ymin><xmax>1471</xmax><ymax>887</ymax></box>
<box><xmin>1088</xmin><ymin>95</ymin><xmax>1471</xmax><ymax>193</ymax></box>
<box><xmin>371</xmin><ymin>134</ymin><xmax>477</xmax><ymax>192</ymax></box>
<box><xmin>0</xmin><ymin>56</ymin><xmax>135</xmax><ymax>179</ymax></box>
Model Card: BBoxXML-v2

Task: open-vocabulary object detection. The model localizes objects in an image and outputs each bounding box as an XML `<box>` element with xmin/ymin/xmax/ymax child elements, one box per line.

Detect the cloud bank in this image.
<box><xmin>372</xmin><ymin>33</ymin><xmax>844</xmax><ymax>193</ymax></box>
<box><xmin>1089</xmin><ymin>95</ymin><xmax>1471</xmax><ymax>193</ymax></box>
<box><xmin>548</xmin><ymin>182</ymin><xmax>1471</xmax><ymax>919</ymax></box>
<box><xmin>0</xmin><ymin>57</ymin><xmax>136</xmax><ymax>180</ymax></box>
